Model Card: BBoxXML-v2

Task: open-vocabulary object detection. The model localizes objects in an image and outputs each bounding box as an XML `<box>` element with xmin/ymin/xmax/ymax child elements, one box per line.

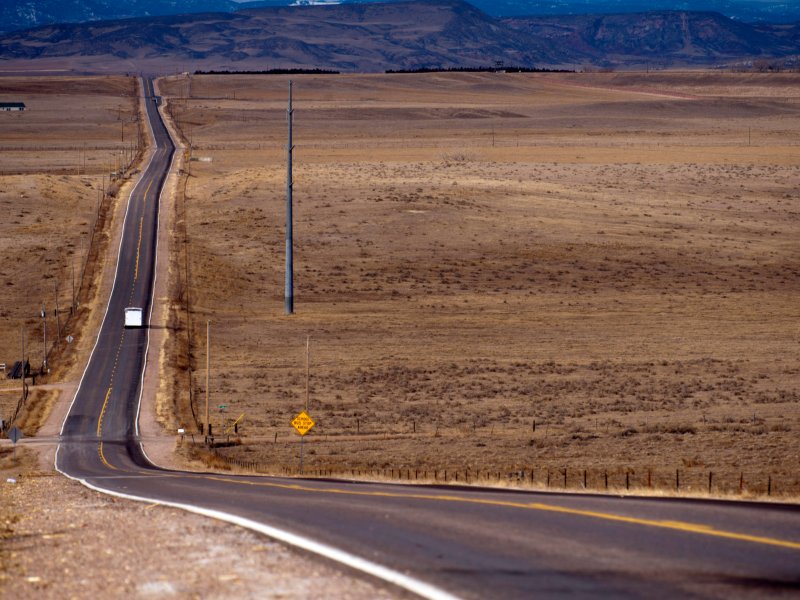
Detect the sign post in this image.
<box><xmin>8</xmin><ymin>426</ymin><xmax>23</xmax><ymax>461</ymax></box>
<box><xmin>291</xmin><ymin>410</ymin><xmax>315</xmax><ymax>474</ymax></box>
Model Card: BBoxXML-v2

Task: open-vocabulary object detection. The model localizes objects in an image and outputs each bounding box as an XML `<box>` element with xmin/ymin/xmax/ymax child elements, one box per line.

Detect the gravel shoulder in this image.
<box><xmin>1</xmin><ymin>450</ymin><xmax>392</xmax><ymax>599</ymax></box>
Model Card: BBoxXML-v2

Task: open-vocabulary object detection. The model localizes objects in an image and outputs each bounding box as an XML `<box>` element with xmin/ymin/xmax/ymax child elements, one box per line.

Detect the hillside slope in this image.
<box><xmin>503</xmin><ymin>11</ymin><xmax>799</xmax><ymax>67</ymax></box>
<box><xmin>0</xmin><ymin>0</ymin><xmax>291</xmax><ymax>35</ymax></box>
<box><xmin>0</xmin><ymin>1</ymin><xmax>559</xmax><ymax>72</ymax></box>
<box><xmin>0</xmin><ymin>1</ymin><xmax>796</xmax><ymax>72</ymax></box>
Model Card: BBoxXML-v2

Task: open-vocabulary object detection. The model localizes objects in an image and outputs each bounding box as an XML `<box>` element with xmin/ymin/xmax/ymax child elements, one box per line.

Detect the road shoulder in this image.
<box><xmin>1</xmin><ymin>456</ymin><xmax>390</xmax><ymax>599</ymax></box>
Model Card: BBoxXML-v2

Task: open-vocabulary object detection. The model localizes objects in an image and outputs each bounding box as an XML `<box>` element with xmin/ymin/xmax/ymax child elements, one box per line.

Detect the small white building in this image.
<box><xmin>0</xmin><ymin>102</ymin><xmax>25</xmax><ymax>111</ymax></box>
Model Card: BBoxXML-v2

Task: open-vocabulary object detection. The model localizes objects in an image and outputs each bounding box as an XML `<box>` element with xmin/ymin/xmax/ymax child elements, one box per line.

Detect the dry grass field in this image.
<box><xmin>160</xmin><ymin>71</ymin><xmax>800</xmax><ymax>495</ymax></box>
<box><xmin>0</xmin><ymin>76</ymin><xmax>139</xmax><ymax>430</ymax></box>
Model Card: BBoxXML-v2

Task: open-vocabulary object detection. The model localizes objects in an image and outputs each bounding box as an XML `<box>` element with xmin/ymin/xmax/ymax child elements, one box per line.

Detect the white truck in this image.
<box><xmin>124</xmin><ymin>307</ymin><xmax>144</xmax><ymax>328</ymax></box>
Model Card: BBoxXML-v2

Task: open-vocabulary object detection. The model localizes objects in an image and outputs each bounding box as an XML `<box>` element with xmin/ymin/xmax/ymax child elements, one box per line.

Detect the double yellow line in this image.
<box><xmin>95</xmin><ymin>322</ymin><xmax>128</xmax><ymax>467</ymax></box>
<box><xmin>96</xmin><ymin>386</ymin><xmax>113</xmax><ymax>437</ymax></box>
<box><xmin>133</xmin><ymin>180</ymin><xmax>153</xmax><ymax>283</ymax></box>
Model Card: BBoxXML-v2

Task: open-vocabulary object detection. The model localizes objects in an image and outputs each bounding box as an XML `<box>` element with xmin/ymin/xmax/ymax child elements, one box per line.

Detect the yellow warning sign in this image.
<box><xmin>291</xmin><ymin>410</ymin><xmax>315</xmax><ymax>436</ymax></box>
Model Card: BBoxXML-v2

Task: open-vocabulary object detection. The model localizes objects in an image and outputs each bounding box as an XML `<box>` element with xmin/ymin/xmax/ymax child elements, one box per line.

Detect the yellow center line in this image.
<box><xmin>96</xmin><ymin>386</ymin><xmax>113</xmax><ymax>437</ymax></box>
<box><xmin>143</xmin><ymin>179</ymin><xmax>153</xmax><ymax>204</ymax></box>
<box><xmin>98</xmin><ymin>441</ymin><xmax>118</xmax><ymax>471</ymax></box>
<box><xmin>134</xmin><ymin>216</ymin><xmax>144</xmax><ymax>281</ymax></box>
<box><xmin>94</xmin><ymin>307</ymin><xmax>129</xmax><ymax>470</ymax></box>
<box><xmin>201</xmin><ymin>475</ymin><xmax>800</xmax><ymax>551</ymax></box>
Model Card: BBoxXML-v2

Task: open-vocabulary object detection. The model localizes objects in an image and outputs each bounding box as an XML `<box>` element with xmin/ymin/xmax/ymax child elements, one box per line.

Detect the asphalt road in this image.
<box><xmin>56</xmin><ymin>78</ymin><xmax>800</xmax><ymax>600</ymax></box>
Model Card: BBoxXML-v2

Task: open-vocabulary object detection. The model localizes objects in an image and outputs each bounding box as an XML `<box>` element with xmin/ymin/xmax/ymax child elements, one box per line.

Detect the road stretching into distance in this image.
<box><xmin>54</xmin><ymin>78</ymin><xmax>800</xmax><ymax>599</ymax></box>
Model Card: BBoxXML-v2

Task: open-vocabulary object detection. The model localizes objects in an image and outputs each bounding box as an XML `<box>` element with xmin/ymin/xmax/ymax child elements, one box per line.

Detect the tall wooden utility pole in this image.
<box><xmin>305</xmin><ymin>335</ymin><xmax>310</xmax><ymax>410</ymax></box>
<box><xmin>205</xmin><ymin>320</ymin><xmax>210</xmax><ymax>441</ymax></box>
<box><xmin>21</xmin><ymin>326</ymin><xmax>25</xmax><ymax>397</ymax></box>
<box><xmin>54</xmin><ymin>282</ymin><xmax>61</xmax><ymax>343</ymax></box>
<box><xmin>41</xmin><ymin>305</ymin><xmax>47</xmax><ymax>372</ymax></box>
<box><xmin>285</xmin><ymin>80</ymin><xmax>294</xmax><ymax>315</ymax></box>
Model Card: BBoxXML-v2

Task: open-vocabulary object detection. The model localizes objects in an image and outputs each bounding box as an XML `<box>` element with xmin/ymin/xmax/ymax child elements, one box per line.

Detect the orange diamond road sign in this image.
<box><xmin>291</xmin><ymin>410</ymin><xmax>315</xmax><ymax>436</ymax></box>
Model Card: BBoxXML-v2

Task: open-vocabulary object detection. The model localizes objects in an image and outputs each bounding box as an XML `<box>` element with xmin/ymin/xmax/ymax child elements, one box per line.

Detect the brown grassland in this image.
<box><xmin>159</xmin><ymin>71</ymin><xmax>800</xmax><ymax>496</ymax></box>
<box><xmin>0</xmin><ymin>76</ymin><xmax>140</xmax><ymax>431</ymax></box>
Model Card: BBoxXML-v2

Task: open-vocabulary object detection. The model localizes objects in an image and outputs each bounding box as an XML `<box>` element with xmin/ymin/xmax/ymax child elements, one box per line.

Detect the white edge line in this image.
<box><xmin>56</xmin><ymin>77</ymin><xmax>158</xmax><ymax>450</ymax></box>
<box><xmin>134</xmin><ymin>78</ymin><xmax>177</xmax><ymax>443</ymax></box>
<box><xmin>58</xmin><ymin>470</ymin><xmax>461</xmax><ymax>600</ymax></box>
<box><xmin>57</xmin><ymin>78</ymin><xmax>462</xmax><ymax>600</ymax></box>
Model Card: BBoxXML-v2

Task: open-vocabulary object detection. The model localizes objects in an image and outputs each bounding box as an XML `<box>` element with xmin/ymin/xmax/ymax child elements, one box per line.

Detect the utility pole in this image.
<box><xmin>285</xmin><ymin>80</ymin><xmax>294</xmax><ymax>315</ymax></box>
<box><xmin>21</xmin><ymin>326</ymin><xmax>25</xmax><ymax>391</ymax></box>
<box><xmin>71</xmin><ymin>260</ymin><xmax>76</xmax><ymax>311</ymax></box>
<box><xmin>305</xmin><ymin>335</ymin><xmax>310</xmax><ymax>410</ymax></box>
<box><xmin>54</xmin><ymin>281</ymin><xmax>61</xmax><ymax>343</ymax></box>
<box><xmin>205</xmin><ymin>320</ymin><xmax>210</xmax><ymax>442</ymax></box>
<box><xmin>41</xmin><ymin>305</ymin><xmax>47</xmax><ymax>372</ymax></box>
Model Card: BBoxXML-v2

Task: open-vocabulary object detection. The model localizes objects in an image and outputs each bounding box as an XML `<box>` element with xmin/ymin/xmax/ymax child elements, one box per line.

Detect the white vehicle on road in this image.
<box><xmin>124</xmin><ymin>307</ymin><xmax>144</xmax><ymax>328</ymax></box>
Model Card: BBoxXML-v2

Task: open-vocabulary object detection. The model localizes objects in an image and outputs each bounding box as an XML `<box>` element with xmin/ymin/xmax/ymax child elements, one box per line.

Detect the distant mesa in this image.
<box><xmin>0</xmin><ymin>0</ymin><xmax>797</xmax><ymax>73</ymax></box>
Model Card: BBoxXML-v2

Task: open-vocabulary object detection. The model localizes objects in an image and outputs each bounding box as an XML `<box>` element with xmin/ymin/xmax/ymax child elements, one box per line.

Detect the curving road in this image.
<box><xmin>56</xmin><ymin>78</ymin><xmax>800</xmax><ymax>600</ymax></box>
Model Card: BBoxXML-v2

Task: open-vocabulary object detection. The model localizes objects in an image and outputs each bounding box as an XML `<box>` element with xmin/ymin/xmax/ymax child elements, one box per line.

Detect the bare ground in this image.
<box><xmin>0</xmin><ymin>449</ymin><xmax>390</xmax><ymax>599</ymax></box>
<box><xmin>157</xmin><ymin>71</ymin><xmax>800</xmax><ymax>496</ymax></box>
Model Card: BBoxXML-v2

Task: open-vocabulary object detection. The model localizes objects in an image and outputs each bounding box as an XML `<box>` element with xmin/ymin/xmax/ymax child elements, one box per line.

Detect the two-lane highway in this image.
<box><xmin>56</xmin><ymin>78</ymin><xmax>800</xmax><ymax>599</ymax></box>
<box><xmin>58</xmin><ymin>77</ymin><xmax>172</xmax><ymax>478</ymax></box>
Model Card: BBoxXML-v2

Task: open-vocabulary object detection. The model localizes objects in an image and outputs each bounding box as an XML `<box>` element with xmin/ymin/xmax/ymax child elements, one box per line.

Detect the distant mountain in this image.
<box><xmin>0</xmin><ymin>0</ymin><xmax>796</xmax><ymax>72</ymax></box>
<box><xmin>502</xmin><ymin>10</ymin><xmax>800</xmax><ymax>66</ymax></box>
<box><xmin>0</xmin><ymin>0</ymin><xmax>290</xmax><ymax>34</ymax></box>
<box><xmin>3</xmin><ymin>0</ymin><xmax>798</xmax><ymax>35</ymax></box>
<box><xmin>469</xmin><ymin>1</ymin><xmax>800</xmax><ymax>23</ymax></box>
<box><xmin>0</xmin><ymin>0</ymin><xmax>561</xmax><ymax>72</ymax></box>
